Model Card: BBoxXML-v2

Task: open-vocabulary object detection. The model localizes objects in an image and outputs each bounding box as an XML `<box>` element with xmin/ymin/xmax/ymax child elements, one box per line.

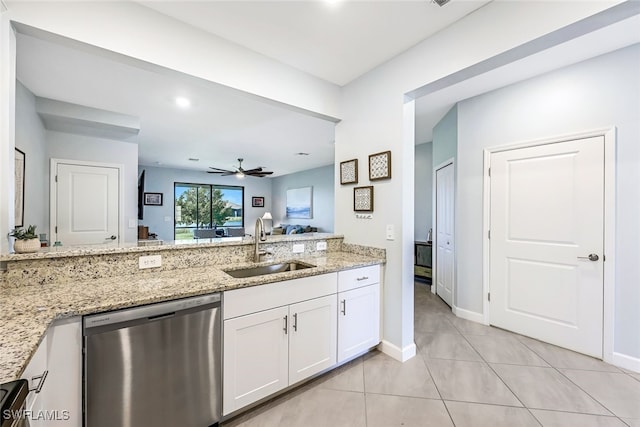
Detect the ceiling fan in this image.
<box><xmin>207</xmin><ymin>158</ymin><xmax>273</xmax><ymax>178</ymax></box>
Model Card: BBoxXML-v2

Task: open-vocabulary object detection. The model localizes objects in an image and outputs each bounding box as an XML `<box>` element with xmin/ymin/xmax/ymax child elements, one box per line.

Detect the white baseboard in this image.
<box><xmin>452</xmin><ymin>305</ymin><xmax>484</xmax><ymax>324</ymax></box>
<box><xmin>378</xmin><ymin>340</ymin><xmax>416</xmax><ymax>362</ymax></box>
<box><xmin>611</xmin><ymin>351</ymin><xmax>640</xmax><ymax>373</ymax></box>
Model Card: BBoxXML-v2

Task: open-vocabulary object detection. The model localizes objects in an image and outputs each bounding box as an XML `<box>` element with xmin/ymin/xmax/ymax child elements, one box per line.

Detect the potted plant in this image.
<box><xmin>10</xmin><ymin>225</ymin><xmax>40</xmax><ymax>253</ymax></box>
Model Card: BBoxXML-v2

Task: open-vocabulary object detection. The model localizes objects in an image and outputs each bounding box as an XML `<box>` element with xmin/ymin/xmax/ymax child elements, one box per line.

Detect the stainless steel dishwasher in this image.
<box><xmin>83</xmin><ymin>293</ymin><xmax>221</xmax><ymax>427</ymax></box>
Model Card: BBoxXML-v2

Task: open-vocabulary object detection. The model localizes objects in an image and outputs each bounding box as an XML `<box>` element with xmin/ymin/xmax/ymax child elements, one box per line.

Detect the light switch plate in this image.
<box><xmin>164</xmin><ymin>216</ymin><xmax>172</xmax><ymax>222</ymax></box>
<box><xmin>386</xmin><ymin>224</ymin><xmax>395</xmax><ymax>241</ymax></box>
<box><xmin>139</xmin><ymin>255</ymin><xmax>162</xmax><ymax>269</ymax></box>
<box><xmin>316</xmin><ymin>241</ymin><xmax>327</xmax><ymax>251</ymax></box>
<box><xmin>292</xmin><ymin>243</ymin><xmax>305</xmax><ymax>254</ymax></box>
<box><xmin>128</xmin><ymin>218</ymin><xmax>137</xmax><ymax>228</ymax></box>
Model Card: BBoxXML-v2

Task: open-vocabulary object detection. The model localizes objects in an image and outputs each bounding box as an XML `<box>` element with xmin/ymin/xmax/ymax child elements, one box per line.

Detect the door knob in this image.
<box><xmin>105</xmin><ymin>235</ymin><xmax>117</xmax><ymax>240</ymax></box>
<box><xmin>577</xmin><ymin>253</ymin><xmax>599</xmax><ymax>261</ymax></box>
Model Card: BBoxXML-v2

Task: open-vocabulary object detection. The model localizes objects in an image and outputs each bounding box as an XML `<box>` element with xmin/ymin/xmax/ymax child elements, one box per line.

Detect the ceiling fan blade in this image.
<box><xmin>208</xmin><ymin>166</ymin><xmax>233</xmax><ymax>172</ymax></box>
<box><xmin>242</xmin><ymin>167</ymin><xmax>263</xmax><ymax>174</ymax></box>
<box><xmin>207</xmin><ymin>171</ymin><xmax>225</xmax><ymax>174</ymax></box>
<box><xmin>248</xmin><ymin>171</ymin><xmax>273</xmax><ymax>177</ymax></box>
<box><xmin>221</xmin><ymin>172</ymin><xmax>237</xmax><ymax>176</ymax></box>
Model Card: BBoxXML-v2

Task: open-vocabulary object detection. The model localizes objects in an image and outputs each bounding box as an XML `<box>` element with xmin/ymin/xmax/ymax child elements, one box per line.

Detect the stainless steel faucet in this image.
<box><xmin>254</xmin><ymin>217</ymin><xmax>270</xmax><ymax>262</ymax></box>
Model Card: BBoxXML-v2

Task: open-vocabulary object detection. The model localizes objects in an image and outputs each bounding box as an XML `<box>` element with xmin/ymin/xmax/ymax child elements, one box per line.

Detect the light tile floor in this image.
<box><xmin>222</xmin><ymin>282</ymin><xmax>640</xmax><ymax>427</ymax></box>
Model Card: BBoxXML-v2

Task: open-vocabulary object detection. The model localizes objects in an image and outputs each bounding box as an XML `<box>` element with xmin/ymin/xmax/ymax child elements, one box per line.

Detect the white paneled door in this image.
<box><xmin>54</xmin><ymin>162</ymin><xmax>120</xmax><ymax>246</ymax></box>
<box><xmin>435</xmin><ymin>163</ymin><xmax>455</xmax><ymax>308</ymax></box>
<box><xmin>489</xmin><ymin>136</ymin><xmax>604</xmax><ymax>358</ymax></box>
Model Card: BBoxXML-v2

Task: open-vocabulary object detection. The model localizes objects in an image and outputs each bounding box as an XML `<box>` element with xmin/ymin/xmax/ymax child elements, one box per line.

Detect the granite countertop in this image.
<box><xmin>0</xmin><ymin>251</ymin><xmax>383</xmax><ymax>383</ymax></box>
<box><xmin>0</xmin><ymin>233</ymin><xmax>342</xmax><ymax>261</ymax></box>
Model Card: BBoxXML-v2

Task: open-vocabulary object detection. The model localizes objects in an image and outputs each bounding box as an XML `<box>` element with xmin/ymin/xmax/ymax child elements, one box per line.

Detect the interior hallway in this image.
<box><xmin>223</xmin><ymin>281</ymin><xmax>640</xmax><ymax>427</ymax></box>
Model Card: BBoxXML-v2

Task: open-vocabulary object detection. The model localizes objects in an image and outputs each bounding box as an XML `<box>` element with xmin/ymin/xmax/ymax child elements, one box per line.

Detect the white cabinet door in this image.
<box><xmin>21</xmin><ymin>318</ymin><xmax>82</xmax><ymax>426</ymax></box>
<box><xmin>21</xmin><ymin>334</ymin><xmax>47</xmax><ymax>419</ymax></box>
<box><xmin>45</xmin><ymin>318</ymin><xmax>82</xmax><ymax>426</ymax></box>
<box><xmin>337</xmin><ymin>283</ymin><xmax>381</xmax><ymax>363</ymax></box>
<box><xmin>288</xmin><ymin>295</ymin><xmax>337</xmax><ymax>385</ymax></box>
<box><xmin>223</xmin><ymin>306</ymin><xmax>289</xmax><ymax>415</ymax></box>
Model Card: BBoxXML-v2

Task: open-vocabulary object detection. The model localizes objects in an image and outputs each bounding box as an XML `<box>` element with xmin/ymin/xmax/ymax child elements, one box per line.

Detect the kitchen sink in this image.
<box><xmin>224</xmin><ymin>261</ymin><xmax>315</xmax><ymax>278</ymax></box>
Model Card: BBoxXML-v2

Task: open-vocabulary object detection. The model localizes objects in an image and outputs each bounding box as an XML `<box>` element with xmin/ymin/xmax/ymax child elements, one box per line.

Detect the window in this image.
<box><xmin>174</xmin><ymin>183</ymin><xmax>244</xmax><ymax>240</ymax></box>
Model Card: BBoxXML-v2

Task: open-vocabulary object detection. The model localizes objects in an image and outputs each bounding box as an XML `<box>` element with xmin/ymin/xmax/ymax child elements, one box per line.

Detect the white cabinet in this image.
<box><xmin>223</xmin><ymin>305</ymin><xmax>289</xmax><ymax>413</ymax></box>
<box><xmin>223</xmin><ymin>273</ymin><xmax>338</xmax><ymax>415</ymax></box>
<box><xmin>21</xmin><ymin>317</ymin><xmax>82</xmax><ymax>426</ymax></box>
<box><xmin>337</xmin><ymin>266</ymin><xmax>381</xmax><ymax>363</ymax></box>
<box><xmin>289</xmin><ymin>295</ymin><xmax>337</xmax><ymax>384</ymax></box>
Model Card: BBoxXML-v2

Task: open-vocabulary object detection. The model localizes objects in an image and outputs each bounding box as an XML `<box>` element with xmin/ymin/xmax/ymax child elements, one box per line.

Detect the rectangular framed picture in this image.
<box><xmin>369</xmin><ymin>150</ymin><xmax>392</xmax><ymax>181</ymax></box>
<box><xmin>14</xmin><ymin>148</ymin><xmax>25</xmax><ymax>227</ymax></box>
<box><xmin>252</xmin><ymin>196</ymin><xmax>265</xmax><ymax>207</ymax></box>
<box><xmin>286</xmin><ymin>186</ymin><xmax>313</xmax><ymax>219</ymax></box>
<box><xmin>144</xmin><ymin>192</ymin><xmax>163</xmax><ymax>206</ymax></box>
<box><xmin>354</xmin><ymin>186</ymin><xmax>374</xmax><ymax>212</ymax></box>
<box><xmin>340</xmin><ymin>159</ymin><xmax>358</xmax><ymax>185</ymax></box>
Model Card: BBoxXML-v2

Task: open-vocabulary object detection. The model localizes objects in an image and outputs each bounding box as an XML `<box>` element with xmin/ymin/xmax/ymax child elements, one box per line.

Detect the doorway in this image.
<box><xmin>50</xmin><ymin>159</ymin><xmax>122</xmax><ymax>246</ymax></box>
<box><xmin>487</xmin><ymin>133</ymin><xmax>611</xmax><ymax>358</ymax></box>
<box><xmin>435</xmin><ymin>160</ymin><xmax>455</xmax><ymax>308</ymax></box>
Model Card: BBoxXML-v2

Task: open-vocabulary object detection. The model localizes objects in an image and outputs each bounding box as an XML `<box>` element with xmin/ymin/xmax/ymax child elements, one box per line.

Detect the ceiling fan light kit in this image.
<box><xmin>207</xmin><ymin>158</ymin><xmax>274</xmax><ymax>178</ymax></box>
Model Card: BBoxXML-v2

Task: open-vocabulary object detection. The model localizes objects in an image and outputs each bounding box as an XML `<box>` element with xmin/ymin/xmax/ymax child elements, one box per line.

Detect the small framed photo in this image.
<box><xmin>252</xmin><ymin>196</ymin><xmax>265</xmax><ymax>208</ymax></box>
<box><xmin>354</xmin><ymin>186</ymin><xmax>374</xmax><ymax>212</ymax></box>
<box><xmin>340</xmin><ymin>159</ymin><xmax>358</xmax><ymax>185</ymax></box>
<box><xmin>369</xmin><ymin>150</ymin><xmax>392</xmax><ymax>181</ymax></box>
<box><xmin>144</xmin><ymin>192</ymin><xmax>163</xmax><ymax>206</ymax></box>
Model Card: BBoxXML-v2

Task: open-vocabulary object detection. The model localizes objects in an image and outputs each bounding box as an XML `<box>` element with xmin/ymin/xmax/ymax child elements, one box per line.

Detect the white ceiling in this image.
<box><xmin>16</xmin><ymin>32</ymin><xmax>336</xmax><ymax>176</ymax></box>
<box><xmin>15</xmin><ymin>1</ymin><xmax>639</xmax><ymax>174</ymax></box>
<box><xmin>140</xmin><ymin>0</ymin><xmax>491</xmax><ymax>86</ymax></box>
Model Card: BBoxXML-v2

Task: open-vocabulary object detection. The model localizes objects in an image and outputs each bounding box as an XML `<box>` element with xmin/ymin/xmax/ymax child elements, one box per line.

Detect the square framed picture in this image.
<box><xmin>252</xmin><ymin>196</ymin><xmax>265</xmax><ymax>207</ymax></box>
<box><xmin>369</xmin><ymin>150</ymin><xmax>392</xmax><ymax>181</ymax></box>
<box><xmin>354</xmin><ymin>186</ymin><xmax>374</xmax><ymax>212</ymax></box>
<box><xmin>144</xmin><ymin>192</ymin><xmax>163</xmax><ymax>206</ymax></box>
<box><xmin>340</xmin><ymin>159</ymin><xmax>358</xmax><ymax>185</ymax></box>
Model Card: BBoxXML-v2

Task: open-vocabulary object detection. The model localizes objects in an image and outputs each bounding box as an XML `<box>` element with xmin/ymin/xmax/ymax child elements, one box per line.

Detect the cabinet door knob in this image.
<box><xmin>283</xmin><ymin>315</ymin><xmax>288</xmax><ymax>334</ymax></box>
<box><xmin>293</xmin><ymin>313</ymin><xmax>298</xmax><ymax>332</ymax></box>
<box><xmin>341</xmin><ymin>300</ymin><xmax>347</xmax><ymax>316</ymax></box>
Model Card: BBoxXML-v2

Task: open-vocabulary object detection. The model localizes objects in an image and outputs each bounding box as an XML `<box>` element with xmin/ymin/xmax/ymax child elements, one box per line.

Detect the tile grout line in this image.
<box><xmin>519</xmin><ymin>339</ymin><xmax>619</xmax><ymax>418</ymax></box>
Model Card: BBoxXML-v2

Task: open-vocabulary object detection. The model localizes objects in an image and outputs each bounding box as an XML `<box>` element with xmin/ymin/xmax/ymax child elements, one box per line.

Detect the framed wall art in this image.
<box><xmin>286</xmin><ymin>186</ymin><xmax>313</xmax><ymax>219</ymax></box>
<box><xmin>369</xmin><ymin>150</ymin><xmax>391</xmax><ymax>181</ymax></box>
<box><xmin>144</xmin><ymin>192</ymin><xmax>163</xmax><ymax>206</ymax></box>
<box><xmin>354</xmin><ymin>186</ymin><xmax>374</xmax><ymax>212</ymax></box>
<box><xmin>14</xmin><ymin>148</ymin><xmax>25</xmax><ymax>227</ymax></box>
<box><xmin>252</xmin><ymin>196</ymin><xmax>265</xmax><ymax>207</ymax></box>
<box><xmin>340</xmin><ymin>159</ymin><xmax>358</xmax><ymax>185</ymax></box>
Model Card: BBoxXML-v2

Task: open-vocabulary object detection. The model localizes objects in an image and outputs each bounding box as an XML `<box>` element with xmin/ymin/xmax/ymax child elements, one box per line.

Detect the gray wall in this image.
<box><xmin>414</xmin><ymin>142</ymin><xmax>432</xmax><ymax>242</ymax></box>
<box><xmin>46</xmin><ymin>131</ymin><xmax>138</xmax><ymax>243</ymax></box>
<box><xmin>139</xmin><ymin>165</ymin><xmax>273</xmax><ymax>240</ymax></box>
<box><xmin>456</xmin><ymin>44</ymin><xmax>640</xmax><ymax>359</ymax></box>
<box><xmin>14</xmin><ymin>81</ymin><xmax>47</xmax><ymax>234</ymax></box>
<box><xmin>432</xmin><ymin>105</ymin><xmax>458</xmax><ymax>168</ymax></box>
<box><xmin>271</xmin><ymin>164</ymin><xmax>334</xmax><ymax>232</ymax></box>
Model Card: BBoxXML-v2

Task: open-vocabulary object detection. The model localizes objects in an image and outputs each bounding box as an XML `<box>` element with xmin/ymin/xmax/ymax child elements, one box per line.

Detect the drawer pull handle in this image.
<box><xmin>283</xmin><ymin>315</ymin><xmax>288</xmax><ymax>334</ymax></box>
<box><xmin>31</xmin><ymin>370</ymin><xmax>48</xmax><ymax>394</ymax></box>
<box><xmin>356</xmin><ymin>276</ymin><xmax>369</xmax><ymax>281</ymax></box>
<box><xmin>341</xmin><ymin>300</ymin><xmax>346</xmax><ymax>316</ymax></box>
<box><xmin>293</xmin><ymin>313</ymin><xmax>298</xmax><ymax>332</ymax></box>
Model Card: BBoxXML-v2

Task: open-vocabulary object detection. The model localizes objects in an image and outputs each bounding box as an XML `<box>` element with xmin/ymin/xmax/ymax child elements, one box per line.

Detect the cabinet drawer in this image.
<box><xmin>224</xmin><ymin>273</ymin><xmax>337</xmax><ymax>319</ymax></box>
<box><xmin>338</xmin><ymin>265</ymin><xmax>380</xmax><ymax>292</ymax></box>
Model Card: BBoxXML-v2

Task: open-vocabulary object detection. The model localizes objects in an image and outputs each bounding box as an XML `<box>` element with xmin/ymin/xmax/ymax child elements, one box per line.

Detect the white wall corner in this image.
<box><xmin>610</xmin><ymin>352</ymin><xmax>640</xmax><ymax>374</ymax></box>
<box><xmin>378</xmin><ymin>340</ymin><xmax>416</xmax><ymax>363</ymax></box>
<box><xmin>452</xmin><ymin>305</ymin><xmax>484</xmax><ymax>324</ymax></box>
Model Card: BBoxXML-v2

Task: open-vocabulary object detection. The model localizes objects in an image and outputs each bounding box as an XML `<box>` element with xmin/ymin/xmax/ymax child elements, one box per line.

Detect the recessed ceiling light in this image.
<box><xmin>295</xmin><ymin>152</ymin><xmax>310</xmax><ymax>156</ymax></box>
<box><xmin>175</xmin><ymin>97</ymin><xmax>191</xmax><ymax>109</ymax></box>
<box><xmin>325</xmin><ymin>0</ymin><xmax>342</xmax><ymax>6</ymax></box>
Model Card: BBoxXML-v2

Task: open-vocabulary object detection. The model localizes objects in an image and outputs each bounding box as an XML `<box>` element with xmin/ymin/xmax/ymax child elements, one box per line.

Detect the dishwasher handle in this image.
<box><xmin>148</xmin><ymin>312</ymin><xmax>175</xmax><ymax>321</ymax></box>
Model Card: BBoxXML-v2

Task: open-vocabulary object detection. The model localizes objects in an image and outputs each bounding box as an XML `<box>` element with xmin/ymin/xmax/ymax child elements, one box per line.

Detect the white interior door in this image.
<box><xmin>54</xmin><ymin>162</ymin><xmax>120</xmax><ymax>246</ymax></box>
<box><xmin>435</xmin><ymin>163</ymin><xmax>455</xmax><ymax>307</ymax></box>
<box><xmin>489</xmin><ymin>136</ymin><xmax>604</xmax><ymax>358</ymax></box>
